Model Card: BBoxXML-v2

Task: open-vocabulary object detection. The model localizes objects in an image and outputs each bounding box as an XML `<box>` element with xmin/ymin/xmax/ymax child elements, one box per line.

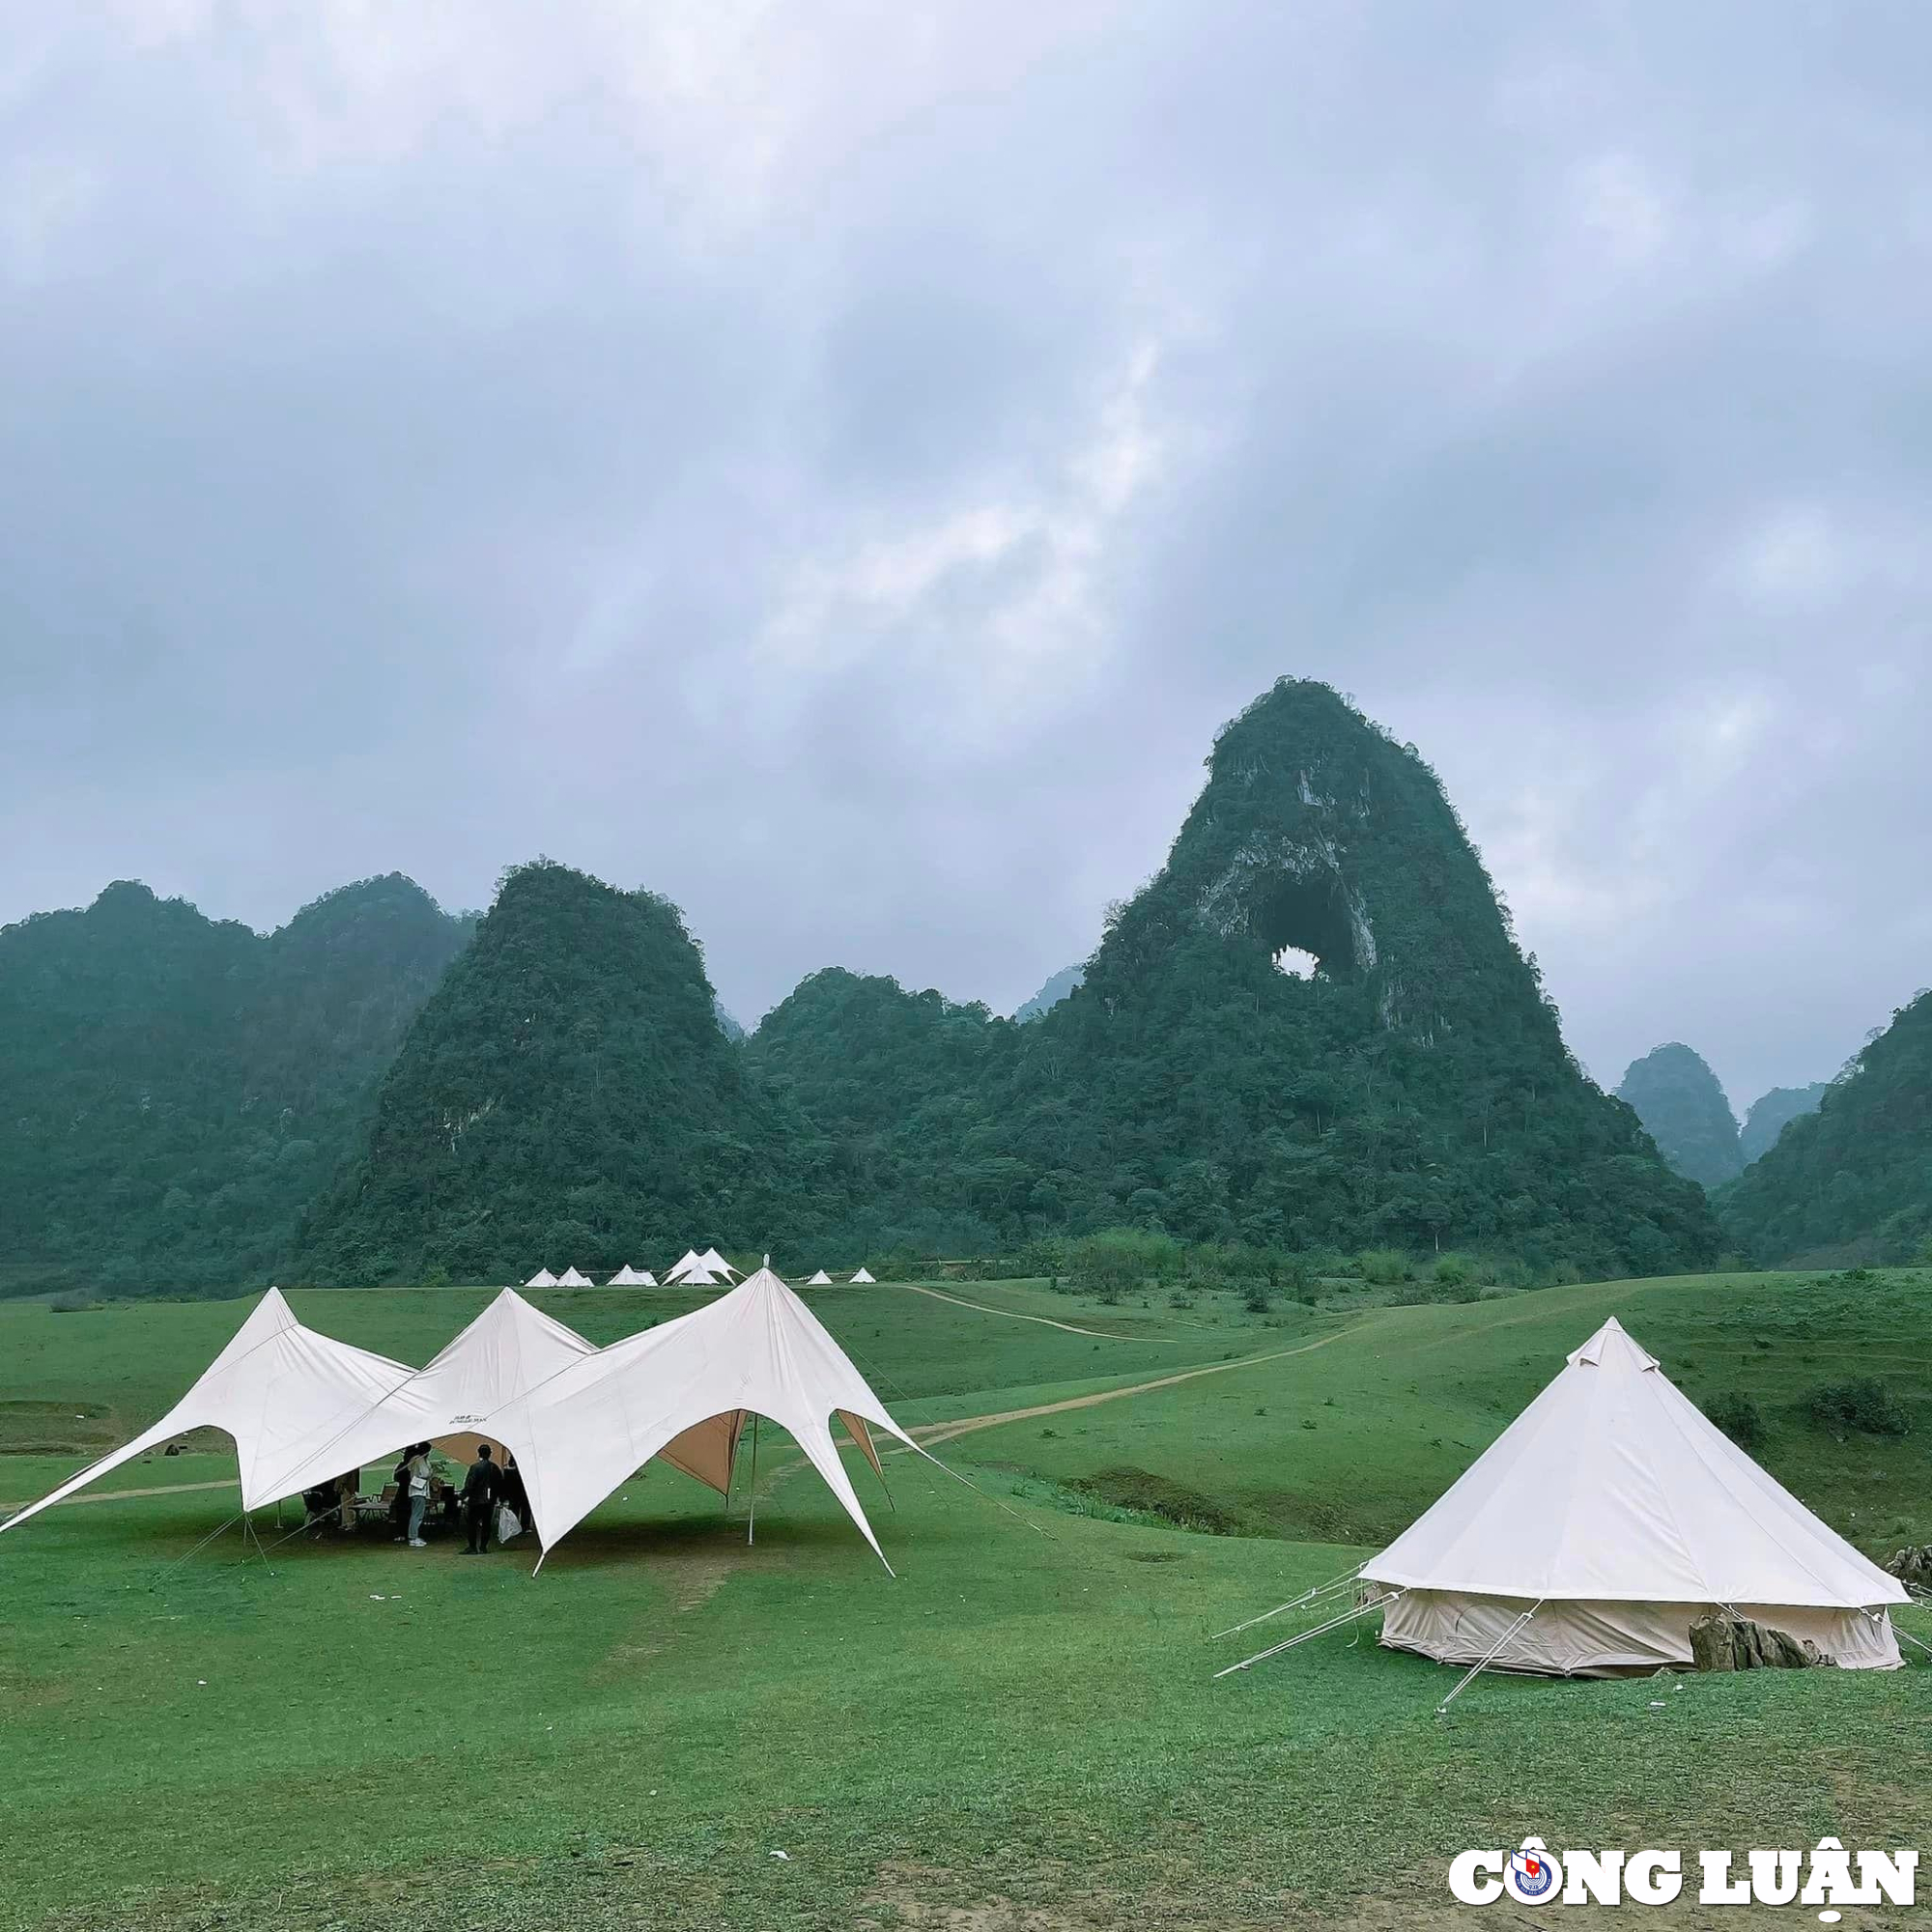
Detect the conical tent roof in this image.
<box><xmin>484</xmin><ymin>1266</ymin><xmax>920</xmax><ymax>1568</ymax></box>
<box><xmin>272</xmin><ymin>1290</ymin><xmax>595</xmax><ymax>1502</ymax></box>
<box><xmin>699</xmin><ymin>1248</ymin><xmax>741</xmax><ymax>1280</ymax></box>
<box><xmin>1363</xmin><ymin>1318</ymin><xmax>1906</xmax><ymax>1609</ymax></box>
<box><xmin>674</xmin><ymin>1264</ymin><xmax>721</xmax><ymax>1287</ymax></box>
<box><xmin>526</xmin><ymin>1268</ymin><xmax>558</xmax><ymax>1288</ymax></box>
<box><xmin>663</xmin><ymin>1250</ymin><xmax>704</xmax><ymax>1283</ymax></box>
<box><xmin>807</xmin><ymin>1270</ymin><xmax>832</xmax><ymax>1285</ymax></box>
<box><xmin>607</xmin><ymin>1265</ymin><xmax>654</xmax><ymax>1286</ymax></box>
<box><xmin>849</xmin><ymin>1266</ymin><xmax>876</xmax><ymax>1283</ymax></box>
<box><xmin>555</xmin><ymin>1266</ymin><xmax>593</xmax><ymax>1288</ymax></box>
<box><xmin>0</xmin><ymin>1290</ymin><xmax>414</xmax><ymax>1536</ymax></box>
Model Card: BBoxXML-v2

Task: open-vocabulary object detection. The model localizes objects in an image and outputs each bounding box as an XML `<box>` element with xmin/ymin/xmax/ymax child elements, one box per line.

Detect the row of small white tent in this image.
<box><xmin>524</xmin><ymin>1254</ymin><xmax>875</xmax><ymax>1290</ymax></box>
<box><xmin>0</xmin><ymin>1266</ymin><xmax>922</xmax><ymax>1571</ymax></box>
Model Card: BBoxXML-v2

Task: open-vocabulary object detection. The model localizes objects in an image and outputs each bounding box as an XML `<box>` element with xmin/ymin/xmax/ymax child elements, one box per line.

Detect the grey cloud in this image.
<box><xmin>2</xmin><ymin>2</ymin><xmax>1928</xmax><ymax>1110</ymax></box>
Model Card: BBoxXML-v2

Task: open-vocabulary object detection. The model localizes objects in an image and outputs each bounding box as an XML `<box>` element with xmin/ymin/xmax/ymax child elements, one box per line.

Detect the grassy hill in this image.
<box><xmin>0</xmin><ymin>1269</ymin><xmax>1926</xmax><ymax>1930</ymax></box>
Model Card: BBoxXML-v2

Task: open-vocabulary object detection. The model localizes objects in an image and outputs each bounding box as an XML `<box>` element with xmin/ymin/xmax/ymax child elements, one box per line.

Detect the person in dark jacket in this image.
<box><xmin>460</xmin><ymin>1443</ymin><xmax>501</xmax><ymax>1554</ymax></box>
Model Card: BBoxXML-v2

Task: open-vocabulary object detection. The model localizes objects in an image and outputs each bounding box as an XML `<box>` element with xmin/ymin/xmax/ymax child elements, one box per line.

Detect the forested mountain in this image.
<box><xmin>0</xmin><ymin>875</ymin><xmax>472</xmax><ymax>1289</ymax></box>
<box><xmin>1739</xmin><ymin>1081</ymin><xmax>1829</xmax><ymax>1164</ymax></box>
<box><xmin>749</xmin><ymin>680</ymin><xmax>1719</xmax><ymax>1274</ymax></box>
<box><xmin>1013</xmin><ymin>965</ymin><xmax>1084</xmax><ymax>1022</ymax></box>
<box><xmin>1719</xmin><ymin>991</ymin><xmax>1932</xmax><ymax>1264</ymax></box>
<box><xmin>298</xmin><ymin>861</ymin><xmax>816</xmax><ymax>1283</ymax></box>
<box><xmin>1614</xmin><ymin>1043</ymin><xmax>1742</xmax><ymax>1188</ymax></box>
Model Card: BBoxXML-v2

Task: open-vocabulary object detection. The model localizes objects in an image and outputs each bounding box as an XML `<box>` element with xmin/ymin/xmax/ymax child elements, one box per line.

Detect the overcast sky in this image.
<box><xmin>4</xmin><ymin>3</ymin><xmax>1929</xmax><ymax>1112</ymax></box>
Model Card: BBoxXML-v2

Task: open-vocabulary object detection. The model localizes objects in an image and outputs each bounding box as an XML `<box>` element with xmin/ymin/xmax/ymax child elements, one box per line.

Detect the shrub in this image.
<box><xmin>1242</xmin><ymin>1285</ymin><xmax>1272</xmax><ymax>1314</ymax></box>
<box><xmin>1809</xmin><ymin>1378</ymin><xmax>1911</xmax><ymax>1437</ymax></box>
<box><xmin>1702</xmin><ymin>1390</ymin><xmax>1767</xmax><ymax>1452</ymax></box>
<box><xmin>1357</xmin><ymin>1248</ymin><xmax>1411</xmax><ymax>1286</ymax></box>
<box><xmin>1433</xmin><ymin>1253</ymin><xmax>1472</xmax><ymax>1288</ymax></box>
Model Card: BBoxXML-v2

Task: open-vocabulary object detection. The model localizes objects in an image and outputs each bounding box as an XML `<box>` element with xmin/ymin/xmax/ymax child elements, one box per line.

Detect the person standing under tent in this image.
<box><xmin>460</xmin><ymin>1444</ymin><xmax>501</xmax><ymax>1554</ymax></box>
<box><xmin>405</xmin><ymin>1443</ymin><xmax>433</xmax><ymax>1548</ymax></box>
<box><xmin>389</xmin><ymin>1451</ymin><xmax>413</xmax><ymax>1542</ymax></box>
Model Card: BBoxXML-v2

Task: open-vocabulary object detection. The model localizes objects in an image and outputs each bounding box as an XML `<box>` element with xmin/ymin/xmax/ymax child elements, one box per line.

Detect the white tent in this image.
<box><xmin>849</xmin><ymin>1266</ymin><xmax>876</xmax><ymax>1284</ymax></box>
<box><xmin>699</xmin><ymin>1248</ymin><xmax>742</xmax><ymax>1281</ymax></box>
<box><xmin>0</xmin><ymin>1290</ymin><xmax>413</xmax><ymax>1537</ymax></box>
<box><xmin>1360</xmin><ymin>1318</ymin><xmax>1906</xmax><ymax>1674</ymax></box>
<box><xmin>662</xmin><ymin>1249</ymin><xmax>705</xmax><ymax>1284</ymax></box>
<box><xmin>555</xmin><ymin>1266</ymin><xmax>594</xmax><ymax>1288</ymax></box>
<box><xmin>672</xmin><ymin>1264</ymin><xmax>723</xmax><ymax>1288</ymax></box>
<box><xmin>607</xmin><ymin>1265</ymin><xmax>656</xmax><ymax>1287</ymax></box>
<box><xmin>806</xmin><ymin>1270</ymin><xmax>832</xmax><ymax>1286</ymax></box>
<box><xmin>484</xmin><ymin>1264</ymin><xmax>920</xmax><ymax>1570</ymax></box>
<box><xmin>525</xmin><ymin>1268</ymin><xmax>558</xmax><ymax>1289</ymax></box>
<box><xmin>272</xmin><ymin>1289</ymin><xmax>594</xmax><ymax>1500</ymax></box>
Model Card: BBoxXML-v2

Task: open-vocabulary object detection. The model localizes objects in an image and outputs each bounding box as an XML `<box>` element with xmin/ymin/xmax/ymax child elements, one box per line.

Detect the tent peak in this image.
<box><xmin>1567</xmin><ymin>1316</ymin><xmax>1659</xmax><ymax>1372</ymax></box>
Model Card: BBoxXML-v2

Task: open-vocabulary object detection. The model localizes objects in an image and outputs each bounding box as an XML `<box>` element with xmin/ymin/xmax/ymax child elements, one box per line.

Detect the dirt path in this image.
<box><xmin>908</xmin><ymin>1318</ymin><xmax>1381</xmax><ymax>1448</ymax></box>
<box><xmin>6</xmin><ymin>1476</ymin><xmax>236</xmax><ymax>1511</ymax></box>
<box><xmin>902</xmin><ymin>1282</ymin><xmax>1190</xmax><ymax>1342</ymax></box>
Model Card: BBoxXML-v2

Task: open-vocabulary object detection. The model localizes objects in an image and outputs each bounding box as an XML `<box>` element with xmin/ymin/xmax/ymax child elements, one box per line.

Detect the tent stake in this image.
<box><xmin>1434</xmin><ymin>1601</ymin><xmax>1542</xmax><ymax>1716</ymax></box>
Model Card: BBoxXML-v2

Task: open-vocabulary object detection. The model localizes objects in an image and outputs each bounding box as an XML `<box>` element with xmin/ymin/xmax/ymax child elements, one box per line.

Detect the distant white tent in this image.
<box><xmin>607</xmin><ymin>1265</ymin><xmax>656</xmax><ymax>1287</ymax></box>
<box><xmin>554</xmin><ymin>1267</ymin><xmax>593</xmax><ymax>1288</ymax></box>
<box><xmin>699</xmin><ymin>1248</ymin><xmax>743</xmax><ymax>1281</ymax></box>
<box><xmin>1357</xmin><ymin>1317</ymin><xmax>1907</xmax><ymax>1674</ymax></box>
<box><xmin>674</xmin><ymin>1265</ymin><xmax>723</xmax><ymax>1288</ymax></box>
<box><xmin>273</xmin><ymin>1289</ymin><xmax>594</xmax><ymax>1495</ymax></box>
<box><xmin>0</xmin><ymin>1290</ymin><xmax>413</xmax><ymax>1537</ymax></box>
<box><xmin>806</xmin><ymin>1270</ymin><xmax>833</xmax><ymax>1285</ymax></box>
<box><xmin>849</xmin><ymin>1266</ymin><xmax>876</xmax><ymax>1284</ymax></box>
<box><xmin>525</xmin><ymin>1268</ymin><xmax>558</xmax><ymax>1289</ymax></box>
<box><xmin>485</xmin><ymin>1264</ymin><xmax>921</xmax><ymax>1569</ymax></box>
<box><xmin>663</xmin><ymin>1250</ymin><xmax>705</xmax><ymax>1284</ymax></box>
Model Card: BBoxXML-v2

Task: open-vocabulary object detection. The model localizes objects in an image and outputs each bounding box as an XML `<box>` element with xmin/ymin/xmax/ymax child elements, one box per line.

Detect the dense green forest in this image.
<box><xmin>0</xmin><ymin>876</ymin><xmax>473</xmax><ymax>1290</ymax></box>
<box><xmin>296</xmin><ymin>861</ymin><xmax>822</xmax><ymax>1284</ymax></box>
<box><xmin>745</xmin><ymin>680</ymin><xmax>1719</xmax><ymax>1276</ymax></box>
<box><xmin>1719</xmin><ymin>990</ymin><xmax>1932</xmax><ymax>1264</ymax></box>
<box><xmin>0</xmin><ymin>680</ymin><xmax>1792</xmax><ymax>1292</ymax></box>
<box><xmin>1614</xmin><ymin>1042</ymin><xmax>1742</xmax><ymax>1188</ymax></box>
<box><xmin>1739</xmin><ymin>1081</ymin><xmax>1829</xmax><ymax>1164</ymax></box>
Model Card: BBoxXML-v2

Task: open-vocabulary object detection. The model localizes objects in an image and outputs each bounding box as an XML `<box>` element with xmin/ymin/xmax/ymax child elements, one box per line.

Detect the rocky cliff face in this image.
<box><xmin>1615</xmin><ymin>1043</ymin><xmax>1743</xmax><ymax>1189</ymax></box>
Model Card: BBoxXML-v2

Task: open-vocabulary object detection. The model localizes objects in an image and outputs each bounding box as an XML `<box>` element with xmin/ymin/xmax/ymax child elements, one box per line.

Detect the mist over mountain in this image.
<box><xmin>1739</xmin><ymin>1082</ymin><xmax>1830</xmax><ymax>1165</ymax></box>
<box><xmin>1719</xmin><ymin>991</ymin><xmax>1932</xmax><ymax>1265</ymax></box>
<box><xmin>0</xmin><ymin>875</ymin><xmax>473</xmax><ymax>1289</ymax></box>
<box><xmin>1614</xmin><ymin>1043</ymin><xmax>1743</xmax><ymax>1190</ymax></box>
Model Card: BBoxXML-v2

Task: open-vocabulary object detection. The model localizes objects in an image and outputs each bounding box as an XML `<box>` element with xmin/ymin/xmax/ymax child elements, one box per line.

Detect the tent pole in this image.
<box><xmin>747</xmin><ymin>1415</ymin><xmax>759</xmax><ymax>1547</ymax></box>
<box><xmin>1434</xmin><ymin>1600</ymin><xmax>1542</xmax><ymax>1716</ymax></box>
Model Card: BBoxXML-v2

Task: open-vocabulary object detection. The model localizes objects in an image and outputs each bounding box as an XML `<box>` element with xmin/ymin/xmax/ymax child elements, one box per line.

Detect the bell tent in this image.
<box><xmin>607</xmin><ymin>1265</ymin><xmax>655</xmax><ymax>1287</ymax></box>
<box><xmin>0</xmin><ymin>1290</ymin><xmax>413</xmax><ymax>1538</ymax></box>
<box><xmin>525</xmin><ymin>1268</ymin><xmax>558</xmax><ymax>1289</ymax></box>
<box><xmin>1356</xmin><ymin>1317</ymin><xmax>1907</xmax><ymax>1674</ymax></box>
<box><xmin>849</xmin><ymin>1266</ymin><xmax>876</xmax><ymax>1284</ymax></box>
<box><xmin>806</xmin><ymin>1270</ymin><xmax>833</xmax><ymax>1286</ymax></box>
<box><xmin>483</xmin><ymin>1264</ymin><xmax>920</xmax><ymax>1570</ymax></box>
<box><xmin>554</xmin><ymin>1267</ymin><xmax>593</xmax><ymax>1288</ymax></box>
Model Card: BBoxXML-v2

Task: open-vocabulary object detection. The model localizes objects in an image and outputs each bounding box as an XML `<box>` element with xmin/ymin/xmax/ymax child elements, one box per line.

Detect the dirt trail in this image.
<box><xmin>2</xmin><ymin>1476</ymin><xmax>236</xmax><ymax>1512</ymax></box>
<box><xmin>902</xmin><ymin>1282</ymin><xmax>1189</xmax><ymax>1342</ymax></box>
<box><xmin>908</xmin><ymin>1318</ymin><xmax>1382</xmax><ymax>1448</ymax></box>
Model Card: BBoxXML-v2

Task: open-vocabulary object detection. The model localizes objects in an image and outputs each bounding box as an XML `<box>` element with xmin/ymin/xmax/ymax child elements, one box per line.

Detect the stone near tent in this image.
<box><xmin>1689</xmin><ymin>1610</ymin><xmax>1837</xmax><ymax>1672</ymax></box>
<box><xmin>1885</xmin><ymin>1546</ymin><xmax>1932</xmax><ymax>1591</ymax></box>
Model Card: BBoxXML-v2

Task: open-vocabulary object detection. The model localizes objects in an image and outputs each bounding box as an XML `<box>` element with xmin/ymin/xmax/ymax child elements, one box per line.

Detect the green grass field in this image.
<box><xmin>2</xmin><ymin>1270</ymin><xmax>1928</xmax><ymax>1930</ymax></box>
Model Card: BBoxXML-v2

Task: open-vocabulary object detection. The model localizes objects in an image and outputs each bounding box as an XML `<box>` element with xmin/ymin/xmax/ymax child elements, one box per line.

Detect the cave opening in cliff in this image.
<box><xmin>1255</xmin><ymin>873</ymin><xmax>1358</xmax><ymax>980</ymax></box>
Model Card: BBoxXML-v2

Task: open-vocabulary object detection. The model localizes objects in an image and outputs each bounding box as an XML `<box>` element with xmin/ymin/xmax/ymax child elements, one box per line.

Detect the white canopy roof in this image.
<box><xmin>663</xmin><ymin>1249</ymin><xmax>705</xmax><ymax>1283</ymax></box>
<box><xmin>607</xmin><ymin>1265</ymin><xmax>655</xmax><ymax>1286</ymax></box>
<box><xmin>554</xmin><ymin>1266</ymin><xmax>593</xmax><ymax>1288</ymax></box>
<box><xmin>525</xmin><ymin>1268</ymin><xmax>558</xmax><ymax>1288</ymax></box>
<box><xmin>699</xmin><ymin>1248</ymin><xmax>742</xmax><ymax>1280</ymax></box>
<box><xmin>272</xmin><ymin>1290</ymin><xmax>593</xmax><ymax>1500</ymax></box>
<box><xmin>673</xmin><ymin>1264</ymin><xmax>722</xmax><ymax>1287</ymax></box>
<box><xmin>849</xmin><ymin>1266</ymin><xmax>876</xmax><ymax>1284</ymax></box>
<box><xmin>806</xmin><ymin>1270</ymin><xmax>832</xmax><ymax>1285</ymax></box>
<box><xmin>1363</xmin><ymin>1318</ymin><xmax>1906</xmax><ymax>1609</ymax></box>
<box><xmin>484</xmin><ymin>1265</ymin><xmax>919</xmax><ymax>1569</ymax></box>
<box><xmin>0</xmin><ymin>1290</ymin><xmax>413</xmax><ymax>1536</ymax></box>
